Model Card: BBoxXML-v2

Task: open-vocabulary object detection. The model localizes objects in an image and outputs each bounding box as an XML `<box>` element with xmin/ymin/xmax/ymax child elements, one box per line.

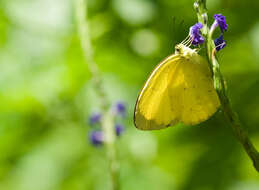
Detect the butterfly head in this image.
<box><xmin>175</xmin><ymin>44</ymin><xmax>197</xmax><ymax>57</ymax></box>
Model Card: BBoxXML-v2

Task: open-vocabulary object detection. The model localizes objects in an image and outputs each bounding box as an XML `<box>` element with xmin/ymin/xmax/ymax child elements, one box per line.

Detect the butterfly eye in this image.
<box><xmin>175</xmin><ymin>47</ymin><xmax>180</xmax><ymax>53</ymax></box>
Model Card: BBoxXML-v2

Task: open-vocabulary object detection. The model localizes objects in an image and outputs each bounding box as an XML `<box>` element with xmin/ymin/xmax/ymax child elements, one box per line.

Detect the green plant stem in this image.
<box><xmin>75</xmin><ymin>0</ymin><xmax>120</xmax><ymax>188</ymax></box>
<box><xmin>195</xmin><ymin>0</ymin><xmax>259</xmax><ymax>172</ymax></box>
<box><xmin>102</xmin><ymin>112</ymin><xmax>120</xmax><ymax>190</ymax></box>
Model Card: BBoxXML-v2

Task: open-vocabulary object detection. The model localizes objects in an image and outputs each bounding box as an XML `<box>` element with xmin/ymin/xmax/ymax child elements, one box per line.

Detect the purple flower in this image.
<box><xmin>213</xmin><ymin>14</ymin><xmax>228</xmax><ymax>32</ymax></box>
<box><xmin>89</xmin><ymin>113</ymin><xmax>102</xmax><ymax>125</ymax></box>
<box><xmin>214</xmin><ymin>35</ymin><xmax>226</xmax><ymax>51</ymax></box>
<box><xmin>114</xmin><ymin>102</ymin><xmax>126</xmax><ymax>116</ymax></box>
<box><xmin>89</xmin><ymin>130</ymin><xmax>104</xmax><ymax>146</ymax></box>
<box><xmin>189</xmin><ymin>23</ymin><xmax>204</xmax><ymax>46</ymax></box>
<box><xmin>115</xmin><ymin>124</ymin><xmax>124</xmax><ymax>136</ymax></box>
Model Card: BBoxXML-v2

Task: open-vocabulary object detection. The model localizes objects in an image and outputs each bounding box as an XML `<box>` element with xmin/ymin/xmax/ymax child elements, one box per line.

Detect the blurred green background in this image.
<box><xmin>0</xmin><ymin>0</ymin><xmax>259</xmax><ymax>189</ymax></box>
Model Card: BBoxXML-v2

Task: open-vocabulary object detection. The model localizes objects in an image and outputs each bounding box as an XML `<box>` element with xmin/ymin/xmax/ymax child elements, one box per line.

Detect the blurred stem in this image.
<box><xmin>75</xmin><ymin>0</ymin><xmax>120</xmax><ymax>189</ymax></box>
<box><xmin>194</xmin><ymin>0</ymin><xmax>259</xmax><ymax>173</ymax></box>
<box><xmin>75</xmin><ymin>0</ymin><xmax>108</xmax><ymax>111</ymax></box>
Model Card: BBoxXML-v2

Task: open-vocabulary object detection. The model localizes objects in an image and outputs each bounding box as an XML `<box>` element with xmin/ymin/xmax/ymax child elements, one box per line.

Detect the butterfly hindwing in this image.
<box><xmin>167</xmin><ymin>53</ymin><xmax>220</xmax><ymax>125</ymax></box>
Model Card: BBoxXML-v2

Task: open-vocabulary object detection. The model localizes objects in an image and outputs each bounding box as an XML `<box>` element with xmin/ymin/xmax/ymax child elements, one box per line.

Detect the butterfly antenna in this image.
<box><xmin>188</xmin><ymin>37</ymin><xmax>194</xmax><ymax>47</ymax></box>
<box><xmin>183</xmin><ymin>35</ymin><xmax>194</xmax><ymax>46</ymax></box>
<box><xmin>184</xmin><ymin>36</ymin><xmax>193</xmax><ymax>47</ymax></box>
<box><xmin>181</xmin><ymin>35</ymin><xmax>190</xmax><ymax>45</ymax></box>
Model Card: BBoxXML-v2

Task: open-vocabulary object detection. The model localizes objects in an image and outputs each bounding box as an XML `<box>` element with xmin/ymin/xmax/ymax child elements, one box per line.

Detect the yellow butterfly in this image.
<box><xmin>134</xmin><ymin>43</ymin><xmax>220</xmax><ymax>130</ymax></box>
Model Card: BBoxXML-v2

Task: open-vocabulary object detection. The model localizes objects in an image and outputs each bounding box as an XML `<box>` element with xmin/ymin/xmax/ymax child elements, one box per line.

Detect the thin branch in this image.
<box><xmin>75</xmin><ymin>0</ymin><xmax>109</xmax><ymax>111</ymax></box>
<box><xmin>75</xmin><ymin>0</ymin><xmax>121</xmax><ymax>188</ymax></box>
<box><xmin>194</xmin><ymin>0</ymin><xmax>259</xmax><ymax>172</ymax></box>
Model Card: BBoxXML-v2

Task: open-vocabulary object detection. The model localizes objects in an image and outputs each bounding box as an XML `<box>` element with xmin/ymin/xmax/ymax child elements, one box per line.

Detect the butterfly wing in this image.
<box><xmin>134</xmin><ymin>54</ymin><xmax>182</xmax><ymax>130</ymax></box>
<box><xmin>134</xmin><ymin>53</ymin><xmax>220</xmax><ymax>130</ymax></box>
<box><xmin>167</xmin><ymin>53</ymin><xmax>220</xmax><ymax>125</ymax></box>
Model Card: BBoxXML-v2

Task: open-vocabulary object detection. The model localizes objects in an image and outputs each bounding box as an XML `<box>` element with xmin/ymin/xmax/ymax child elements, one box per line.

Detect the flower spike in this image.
<box><xmin>189</xmin><ymin>22</ymin><xmax>205</xmax><ymax>46</ymax></box>
<box><xmin>89</xmin><ymin>131</ymin><xmax>104</xmax><ymax>146</ymax></box>
<box><xmin>115</xmin><ymin>124</ymin><xmax>124</xmax><ymax>136</ymax></box>
<box><xmin>214</xmin><ymin>35</ymin><xmax>226</xmax><ymax>51</ymax></box>
<box><xmin>213</xmin><ymin>14</ymin><xmax>228</xmax><ymax>32</ymax></box>
<box><xmin>89</xmin><ymin>113</ymin><xmax>102</xmax><ymax>125</ymax></box>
